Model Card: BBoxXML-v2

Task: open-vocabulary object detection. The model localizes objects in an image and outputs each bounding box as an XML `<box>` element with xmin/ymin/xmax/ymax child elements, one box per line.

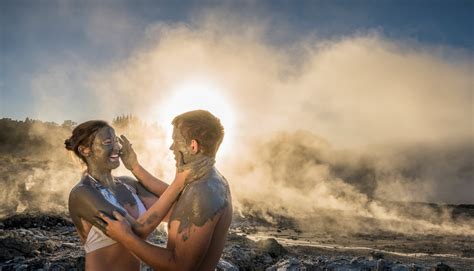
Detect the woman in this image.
<box><xmin>65</xmin><ymin>120</ymin><xmax>192</xmax><ymax>270</ymax></box>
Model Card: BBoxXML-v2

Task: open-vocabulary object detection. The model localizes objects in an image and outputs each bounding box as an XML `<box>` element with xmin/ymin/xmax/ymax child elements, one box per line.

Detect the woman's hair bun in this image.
<box><xmin>64</xmin><ymin>138</ymin><xmax>74</xmax><ymax>151</ymax></box>
<box><xmin>64</xmin><ymin>120</ymin><xmax>110</xmax><ymax>163</ymax></box>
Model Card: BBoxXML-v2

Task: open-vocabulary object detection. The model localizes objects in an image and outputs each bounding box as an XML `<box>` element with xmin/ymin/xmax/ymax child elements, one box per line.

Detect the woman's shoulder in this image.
<box><xmin>69</xmin><ymin>175</ymin><xmax>98</xmax><ymax>199</ymax></box>
<box><xmin>71</xmin><ymin>174</ymin><xmax>92</xmax><ymax>188</ymax></box>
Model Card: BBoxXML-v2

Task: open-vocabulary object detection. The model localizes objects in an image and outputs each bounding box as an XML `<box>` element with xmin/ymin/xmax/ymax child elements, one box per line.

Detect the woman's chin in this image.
<box><xmin>108</xmin><ymin>159</ymin><xmax>120</xmax><ymax>169</ymax></box>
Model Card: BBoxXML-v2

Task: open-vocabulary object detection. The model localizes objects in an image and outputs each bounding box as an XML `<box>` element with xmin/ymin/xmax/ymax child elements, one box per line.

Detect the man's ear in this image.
<box><xmin>190</xmin><ymin>139</ymin><xmax>199</xmax><ymax>154</ymax></box>
<box><xmin>78</xmin><ymin>146</ymin><xmax>91</xmax><ymax>157</ymax></box>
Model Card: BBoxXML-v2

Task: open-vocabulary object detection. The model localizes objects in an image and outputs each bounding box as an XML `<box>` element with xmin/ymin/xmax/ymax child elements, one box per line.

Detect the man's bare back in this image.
<box><xmin>167</xmin><ymin>168</ymin><xmax>232</xmax><ymax>270</ymax></box>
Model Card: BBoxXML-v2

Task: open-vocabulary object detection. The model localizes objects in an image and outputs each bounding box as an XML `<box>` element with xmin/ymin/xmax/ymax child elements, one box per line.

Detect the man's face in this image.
<box><xmin>170</xmin><ymin>126</ymin><xmax>195</xmax><ymax>165</ymax></box>
<box><xmin>88</xmin><ymin>126</ymin><xmax>121</xmax><ymax>170</ymax></box>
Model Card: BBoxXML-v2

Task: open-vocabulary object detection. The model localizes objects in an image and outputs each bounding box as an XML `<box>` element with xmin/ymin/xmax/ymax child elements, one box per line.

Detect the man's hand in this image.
<box><xmin>119</xmin><ymin>135</ymin><xmax>139</xmax><ymax>171</ymax></box>
<box><xmin>99</xmin><ymin>211</ymin><xmax>133</xmax><ymax>243</ymax></box>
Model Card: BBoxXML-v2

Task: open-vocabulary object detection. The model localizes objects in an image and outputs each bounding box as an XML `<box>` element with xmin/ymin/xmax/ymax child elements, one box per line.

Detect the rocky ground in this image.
<box><xmin>1</xmin><ymin>213</ymin><xmax>473</xmax><ymax>270</ymax></box>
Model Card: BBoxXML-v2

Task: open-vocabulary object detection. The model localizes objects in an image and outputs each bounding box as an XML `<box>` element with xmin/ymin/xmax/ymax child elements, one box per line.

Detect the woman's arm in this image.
<box><xmin>119</xmin><ymin>135</ymin><xmax>168</xmax><ymax>196</ymax></box>
<box><xmin>130</xmin><ymin>163</ymin><xmax>169</xmax><ymax>197</ymax></box>
<box><xmin>129</xmin><ymin>164</ymin><xmax>169</xmax><ymax>196</ymax></box>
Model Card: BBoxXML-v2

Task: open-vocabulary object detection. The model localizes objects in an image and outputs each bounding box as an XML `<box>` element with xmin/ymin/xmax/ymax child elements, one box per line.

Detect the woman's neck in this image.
<box><xmin>87</xmin><ymin>166</ymin><xmax>114</xmax><ymax>187</ymax></box>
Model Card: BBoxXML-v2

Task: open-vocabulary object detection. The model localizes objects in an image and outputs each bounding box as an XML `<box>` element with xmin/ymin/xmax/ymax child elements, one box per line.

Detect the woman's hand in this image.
<box><xmin>99</xmin><ymin>211</ymin><xmax>133</xmax><ymax>243</ymax></box>
<box><xmin>175</xmin><ymin>152</ymin><xmax>215</xmax><ymax>185</ymax></box>
<box><xmin>118</xmin><ymin>135</ymin><xmax>139</xmax><ymax>171</ymax></box>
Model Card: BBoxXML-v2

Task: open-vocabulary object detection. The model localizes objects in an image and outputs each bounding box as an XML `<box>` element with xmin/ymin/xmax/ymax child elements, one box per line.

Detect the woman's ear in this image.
<box><xmin>190</xmin><ymin>139</ymin><xmax>199</xmax><ymax>154</ymax></box>
<box><xmin>78</xmin><ymin>146</ymin><xmax>91</xmax><ymax>157</ymax></box>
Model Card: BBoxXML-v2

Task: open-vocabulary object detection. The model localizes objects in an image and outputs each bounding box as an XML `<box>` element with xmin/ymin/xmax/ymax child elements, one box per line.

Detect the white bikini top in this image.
<box><xmin>84</xmin><ymin>174</ymin><xmax>147</xmax><ymax>253</ymax></box>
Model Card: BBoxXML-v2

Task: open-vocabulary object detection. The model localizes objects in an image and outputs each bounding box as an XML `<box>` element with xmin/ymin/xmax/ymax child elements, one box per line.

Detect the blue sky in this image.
<box><xmin>1</xmin><ymin>0</ymin><xmax>473</xmax><ymax>122</ymax></box>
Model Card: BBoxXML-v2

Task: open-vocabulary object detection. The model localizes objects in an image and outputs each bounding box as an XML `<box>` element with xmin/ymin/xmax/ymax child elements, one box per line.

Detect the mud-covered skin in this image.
<box><xmin>86</xmin><ymin>127</ymin><xmax>121</xmax><ymax>176</ymax></box>
<box><xmin>179</xmin><ymin>154</ymin><xmax>215</xmax><ymax>184</ymax></box>
<box><xmin>169</xmin><ymin>167</ymin><xmax>231</xmax><ymax>240</ymax></box>
<box><xmin>117</xmin><ymin>135</ymin><xmax>138</xmax><ymax>171</ymax></box>
<box><xmin>119</xmin><ymin>176</ymin><xmax>157</xmax><ymax>201</ymax></box>
<box><xmin>170</xmin><ymin>127</ymin><xmax>216</xmax><ymax>183</ymax></box>
<box><xmin>171</xmin><ymin>127</ymin><xmax>195</xmax><ymax>165</ymax></box>
<box><xmin>68</xmin><ymin>174</ymin><xmax>156</xmax><ymax>240</ymax></box>
<box><xmin>68</xmin><ymin>125</ymin><xmax>157</xmax><ymax>238</ymax></box>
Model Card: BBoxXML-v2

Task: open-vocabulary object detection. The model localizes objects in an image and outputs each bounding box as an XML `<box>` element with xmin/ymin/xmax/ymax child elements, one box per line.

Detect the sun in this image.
<box><xmin>156</xmin><ymin>80</ymin><xmax>236</xmax><ymax>159</ymax></box>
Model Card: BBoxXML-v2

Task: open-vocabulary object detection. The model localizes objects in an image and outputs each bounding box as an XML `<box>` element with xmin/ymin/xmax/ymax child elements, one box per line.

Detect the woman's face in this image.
<box><xmin>88</xmin><ymin>126</ymin><xmax>121</xmax><ymax>170</ymax></box>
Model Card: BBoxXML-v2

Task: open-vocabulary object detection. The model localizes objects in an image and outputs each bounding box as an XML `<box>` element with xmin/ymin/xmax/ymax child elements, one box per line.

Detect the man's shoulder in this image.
<box><xmin>185</xmin><ymin>169</ymin><xmax>229</xmax><ymax>197</ymax></box>
<box><xmin>171</xmin><ymin>169</ymin><xmax>230</xmax><ymax>231</ymax></box>
<box><xmin>177</xmin><ymin>169</ymin><xmax>230</xmax><ymax>214</ymax></box>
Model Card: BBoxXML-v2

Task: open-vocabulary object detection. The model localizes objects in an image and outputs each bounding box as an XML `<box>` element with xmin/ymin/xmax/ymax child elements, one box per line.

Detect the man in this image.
<box><xmin>101</xmin><ymin>110</ymin><xmax>232</xmax><ymax>271</ymax></box>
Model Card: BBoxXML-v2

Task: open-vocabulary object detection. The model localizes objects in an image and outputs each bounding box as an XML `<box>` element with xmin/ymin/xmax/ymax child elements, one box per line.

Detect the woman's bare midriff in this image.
<box><xmin>80</xmin><ymin>202</ymin><xmax>143</xmax><ymax>271</ymax></box>
<box><xmin>86</xmin><ymin>243</ymin><xmax>140</xmax><ymax>271</ymax></box>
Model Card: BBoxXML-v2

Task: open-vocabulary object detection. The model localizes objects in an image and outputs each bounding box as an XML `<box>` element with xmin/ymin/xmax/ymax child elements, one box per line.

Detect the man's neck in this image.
<box><xmin>183</xmin><ymin>154</ymin><xmax>215</xmax><ymax>182</ymax></box>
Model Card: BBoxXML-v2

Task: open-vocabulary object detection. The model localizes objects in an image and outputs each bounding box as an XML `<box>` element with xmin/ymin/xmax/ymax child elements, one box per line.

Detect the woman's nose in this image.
<box><xmin>169</xmin><ymin>143</ymin><xmax>174</xmax><ymax>151</ymax></box>
<box><xmin>113</xmin><ymin>141</ymin><xmax>121</xmax><ymax>151</ymax></box>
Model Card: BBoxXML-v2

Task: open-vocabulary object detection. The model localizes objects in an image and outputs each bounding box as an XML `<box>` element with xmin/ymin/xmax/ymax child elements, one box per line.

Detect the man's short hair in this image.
<box><xmin>172</xmin><ymin>110</ymin><xmax>224</xmax><ymax>158</ymax></box>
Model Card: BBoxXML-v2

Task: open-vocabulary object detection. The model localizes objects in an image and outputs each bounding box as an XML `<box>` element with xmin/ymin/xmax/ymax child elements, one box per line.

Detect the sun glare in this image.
<box><xmin>156</xmin><ymin>81</ymin><xmax>236</xmax><ymax>158</ymax></box>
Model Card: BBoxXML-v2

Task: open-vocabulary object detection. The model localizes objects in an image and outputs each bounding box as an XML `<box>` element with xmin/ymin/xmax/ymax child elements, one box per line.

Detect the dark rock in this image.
<box><xmin>217</xmin><ymin>259</ymin><xmax>238</xmax><ymax>271</ymax></box>
<box><xmin>351</xmin><ymin>256</ymin><xmax>365</xmax><ymax>264</ymax></box>
<box><xmin>224</xmin><ymin>245</ymin><xmax>253</xmax><ymax>268</ymax></box>
<box><xmin>62</xmin><ymin>242</ymin><xmax>77</xmax><ymax>248</ymax></box>
<box><xmin>263</xmin><ymin>254</ymin><xmax>273</xmax><ymax>264</ymax></box>
<box><xmin>42</xmin><ymin>239</ymin><xmax>58</xmax><ymax>252</ymax></box>
<box><xmin>13</xmin><ymin>256</ymin><xmax>26</xmax><ymax>262</ymax></box>
<box><xmin>370</xmin><ymin>250</ymin><xmax>385</xmax><ymax>260</ymax></box>
<box><xmin>16</xmin><ymin>264</ymin><xmax>28</xmax><ymax>271</ymax></box>
<box><xmin>0</xmin><ymin>213</ymin><xmax>73</xmax><ymax>229</ymax></box>
<box><xmin>375</xmin><ymin>259</ymin><xmax>387</xmax><ymax>271</ymax></box>
<box><xmin>0</xmin><ymin>234</ymin><xmax>40</xmax><ymax>260</ymax></box>
<box><xmin>256</xmin><ymin>238</ymin><xmax>288</xmax><ymax>258</ymax></box>
<box><xmin>267</xmin><ymin>257</ymin><xmax>300</xmax><ymax>270</ymax></box>
<box><xmin>431</xmin><ymin>262</ymin><xmax>453</xmax><ymax>271</ymax></box>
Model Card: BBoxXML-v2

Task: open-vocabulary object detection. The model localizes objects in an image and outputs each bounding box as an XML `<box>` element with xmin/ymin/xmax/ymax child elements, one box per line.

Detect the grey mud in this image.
<box><xmin>169</xmin><ymin>168</ymin><xmax>231</xmax><ymax>238</ymax></box>
<box><xmin>68</xmin><ymin>175</ymin><xmax>154</xmax><ymax>237</ymax></box>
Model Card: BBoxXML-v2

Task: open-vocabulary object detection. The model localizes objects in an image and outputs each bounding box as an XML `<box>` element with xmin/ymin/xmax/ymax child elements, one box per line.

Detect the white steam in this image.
<box><xmin>24</xmin><ymin>16</ymin><xmax>473</xmax><ymax>235</ymax></box>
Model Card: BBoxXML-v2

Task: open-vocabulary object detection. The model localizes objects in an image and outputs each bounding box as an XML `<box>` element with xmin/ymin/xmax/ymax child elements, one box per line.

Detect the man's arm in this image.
<box><xmin>101</xmin><ymin>211</ymin><xmax>220</xmax><ymax>271</ymax></box>
<box><xmin>130</xmin><ymin>174</ymin><xmax>186</xmax><ymax>238</ymax></box>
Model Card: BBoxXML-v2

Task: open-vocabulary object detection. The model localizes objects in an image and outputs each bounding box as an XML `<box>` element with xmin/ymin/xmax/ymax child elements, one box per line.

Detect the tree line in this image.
<box><xmin>0</xmin><ymin>115</ymin><xmax>154</xmax><ymax>156</ymax></box>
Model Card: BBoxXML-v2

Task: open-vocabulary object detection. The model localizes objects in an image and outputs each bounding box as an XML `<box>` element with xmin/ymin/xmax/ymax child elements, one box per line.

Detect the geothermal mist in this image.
<box><xmin>12</xmin><ymin>16</ymin><xmax>473</xmax><ymax>235</ymax></box>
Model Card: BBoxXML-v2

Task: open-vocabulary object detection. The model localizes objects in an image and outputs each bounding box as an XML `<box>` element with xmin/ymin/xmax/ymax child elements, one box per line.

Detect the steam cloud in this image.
<box><xmin>7</xmin><ymin>13</ymin><xmax>473</xmax><ymax>235</ymax></box>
